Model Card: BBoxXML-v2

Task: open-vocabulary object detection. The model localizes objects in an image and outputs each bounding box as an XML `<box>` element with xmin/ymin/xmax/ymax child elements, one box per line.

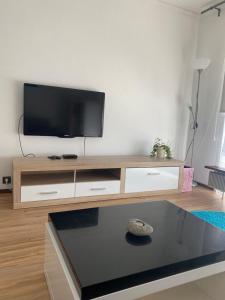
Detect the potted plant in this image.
<box><xmin>150</xmin><ymin>138</ymin><xmax>172</xmax><ymax>159</ymax></box>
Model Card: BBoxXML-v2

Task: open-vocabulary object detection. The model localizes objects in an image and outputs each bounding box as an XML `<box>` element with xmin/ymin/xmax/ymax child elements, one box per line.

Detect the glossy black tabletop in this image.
<box><xmin>49</xmin><ymin>201</ymin><xmax>225</xmax><ymax>300</ymax></box>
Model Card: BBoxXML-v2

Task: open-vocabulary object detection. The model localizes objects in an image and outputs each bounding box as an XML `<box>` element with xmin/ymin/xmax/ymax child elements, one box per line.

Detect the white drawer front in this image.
<box><xmin>21</xmin><ymin>183</ymin><xmax>75</xmax><ymax>202</ymax></box>
<box><xmin>75</xmin><ymin>181</ymin><xmax>120</xmax><ymax>197</ymax></box>
<box><xmin>125</xmin><ymin>167</ymin><xmax>179</xmax><ymax>193</ymax></box>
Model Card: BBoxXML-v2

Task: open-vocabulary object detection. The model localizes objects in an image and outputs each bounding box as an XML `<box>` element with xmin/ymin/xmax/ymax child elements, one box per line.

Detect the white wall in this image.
<box><xmin>186</xmin><ymin>10</ymin><xmax>225</xmax><ymax>184</ymax></box>
<box><xmin>0</xmin><ymin>0</ymin><xmax>198</xmax><ymax>189</ymax></box>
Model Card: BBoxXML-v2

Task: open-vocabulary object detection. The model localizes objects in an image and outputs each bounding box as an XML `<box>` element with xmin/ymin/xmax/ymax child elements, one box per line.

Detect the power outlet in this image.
<box><xmin>2</xmin><ymin>176</ymin><xmax>12</xmax><ymax>185</ymax></box>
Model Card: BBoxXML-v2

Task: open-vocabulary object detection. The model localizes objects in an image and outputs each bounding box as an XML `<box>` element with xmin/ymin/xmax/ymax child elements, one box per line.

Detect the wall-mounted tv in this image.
<box><xmin>23</xmin><ymin>83</ymin><xmax>105</xmax><ymax>138</ymax></box>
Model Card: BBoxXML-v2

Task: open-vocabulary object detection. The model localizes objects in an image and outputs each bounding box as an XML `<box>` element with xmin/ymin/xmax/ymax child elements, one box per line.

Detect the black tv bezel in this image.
<box><xmin>23</xmin><ymin>83</ymin><xmax>105</xmax><ymax>138</ymax></box>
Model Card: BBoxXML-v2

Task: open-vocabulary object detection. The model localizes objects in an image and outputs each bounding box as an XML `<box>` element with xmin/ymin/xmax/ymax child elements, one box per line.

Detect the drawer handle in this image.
<box><xmin>89</xmin><ymin>188</ymin><xmax>106</xmax><ymax>191</ymax></box>
<box><xmin>147</xmin><ymin>172</ymin><xmax>160</xmax><ymax>176</ymax></box>
<box><xmin>38</xmin><ymin>191</ymin><xmax>59</xmax><ymax>195</ymax></box>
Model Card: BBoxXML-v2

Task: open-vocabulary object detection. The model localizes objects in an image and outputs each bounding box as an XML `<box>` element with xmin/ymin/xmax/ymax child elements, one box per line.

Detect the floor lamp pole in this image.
<box><xmin>190</xmin><ymin>69</ymin><xmax>202</xmax><ymax>168</ymax></box>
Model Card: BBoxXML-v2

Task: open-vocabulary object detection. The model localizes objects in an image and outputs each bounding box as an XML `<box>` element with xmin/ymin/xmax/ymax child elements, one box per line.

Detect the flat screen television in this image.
<box><xmin>23</xmin><ymin>83</ymin><xmax>105</xmax><ymax>138</ymax></box>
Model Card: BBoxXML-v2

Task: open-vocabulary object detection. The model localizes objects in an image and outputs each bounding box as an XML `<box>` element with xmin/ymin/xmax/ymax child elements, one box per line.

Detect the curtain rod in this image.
<box><xmin>201</xmin><ymin>1</ymin><xmax>225</xmax><ymax>16</ymax></box>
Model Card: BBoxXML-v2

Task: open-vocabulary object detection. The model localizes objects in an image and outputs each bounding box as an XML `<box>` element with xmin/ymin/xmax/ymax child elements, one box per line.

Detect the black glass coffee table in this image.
<box><xmin>44</xmin><ymin>201</ymin><xmax>225</xmax><ymax>300</ymax></box>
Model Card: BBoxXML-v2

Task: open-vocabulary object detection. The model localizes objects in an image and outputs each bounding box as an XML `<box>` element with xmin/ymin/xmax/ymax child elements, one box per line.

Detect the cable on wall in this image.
<box><xmin>201</xmin><ymin>1</ymin><xmax>225</xmax><ymax>17</ymax></box>
<box><xmin>18</xmin><ymin>114</ymin><xmax>36</xmax><ymax>158</ymax></box>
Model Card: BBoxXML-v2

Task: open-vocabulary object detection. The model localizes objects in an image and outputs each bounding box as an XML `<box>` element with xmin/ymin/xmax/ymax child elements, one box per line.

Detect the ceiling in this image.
<box><xmin>161</xmin><ymin>0</ymin><xmax>218</xmax><ymax>13</ymax></box>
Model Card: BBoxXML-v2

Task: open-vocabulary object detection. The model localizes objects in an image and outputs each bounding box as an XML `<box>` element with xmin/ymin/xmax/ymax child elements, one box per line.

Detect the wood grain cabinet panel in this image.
<box><xmin>13</xmin><ymin>156</ymin><xmax>183</xmax><ymax>209</ymax></box>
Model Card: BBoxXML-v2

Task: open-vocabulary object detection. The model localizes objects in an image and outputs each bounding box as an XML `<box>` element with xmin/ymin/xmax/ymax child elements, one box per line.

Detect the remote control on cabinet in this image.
<box><xmin>62</xmin><ymin>154</ymin><xmax>78</xmax><ymax>159</ymax></box>
<box><xmin>48</xmin><ymin>155</ymin><xmax>62</xmax><ymax>160</ymax></box>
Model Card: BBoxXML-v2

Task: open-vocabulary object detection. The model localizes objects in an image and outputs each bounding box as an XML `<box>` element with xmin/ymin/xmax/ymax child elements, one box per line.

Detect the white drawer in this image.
<box><xmin>21</xmin><ymin>183</ymin><xmax>75</xmax><ymax>202</ymax></box>
<box><xmin>75</xmin><ymin>180</ymin><xmax>120</xmax><ymax>197</ymax></box>
<box><xmin>125</xmin><ymin>167</ymin><xmax>179</xmax><ymax>193</ymax></box>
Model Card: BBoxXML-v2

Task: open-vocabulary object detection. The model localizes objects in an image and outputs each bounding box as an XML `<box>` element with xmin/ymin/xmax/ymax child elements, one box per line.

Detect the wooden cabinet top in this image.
<box><xmin>13</xmin><ymin>156</ymin><xmax>184</xmax><ymax>172</ymax></box>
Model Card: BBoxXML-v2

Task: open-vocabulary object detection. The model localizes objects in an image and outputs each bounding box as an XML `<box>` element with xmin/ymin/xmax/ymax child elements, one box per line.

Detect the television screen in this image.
<box><xmin>23</xmin><ymin>83</ymin><xmax>105</xmax><ymax>138</ymax></box>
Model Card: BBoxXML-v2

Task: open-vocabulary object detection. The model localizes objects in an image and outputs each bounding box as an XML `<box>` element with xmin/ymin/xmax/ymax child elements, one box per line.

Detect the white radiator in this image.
<box><xmin>208</xmin><ymin>171</ymin><xmax>225</xmax><ymax>192</ymax></box>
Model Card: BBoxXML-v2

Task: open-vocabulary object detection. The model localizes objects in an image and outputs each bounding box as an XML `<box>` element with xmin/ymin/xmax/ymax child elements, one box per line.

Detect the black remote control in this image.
<box><xmin>48</xmin><ymin>155</ymin><xmax>61</xmax><ymax>160</ymax></box>
<box><xmin>62</xmin><ymin>154</ymin><xmax>78</xmax><ymax>159</ymax></box>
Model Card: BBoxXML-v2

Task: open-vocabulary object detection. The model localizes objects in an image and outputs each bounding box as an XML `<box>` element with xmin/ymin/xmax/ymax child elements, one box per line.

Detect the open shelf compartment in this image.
<box><xmin>21</xmin><ymin>171</ymin><xmax>75</xmax><ymax>186</ymax></box>
<box><xmin>75</xmin><ymin>168</ymin><xmax>121</xmax><ymax>183</ymax></box>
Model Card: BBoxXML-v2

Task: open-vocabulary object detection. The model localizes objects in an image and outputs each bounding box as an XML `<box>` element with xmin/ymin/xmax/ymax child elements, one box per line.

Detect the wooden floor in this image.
<box><xmin>1</xmin><ymin>187</ymin><xmax>225</xmax><ymax>300</ymax></box>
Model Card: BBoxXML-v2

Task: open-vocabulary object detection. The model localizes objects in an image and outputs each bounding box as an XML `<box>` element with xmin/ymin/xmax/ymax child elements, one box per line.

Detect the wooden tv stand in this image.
<box><xmin>13</xmin><ymin>156</ymin><xmax>184</xmax><ymax>209</ymax></box>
